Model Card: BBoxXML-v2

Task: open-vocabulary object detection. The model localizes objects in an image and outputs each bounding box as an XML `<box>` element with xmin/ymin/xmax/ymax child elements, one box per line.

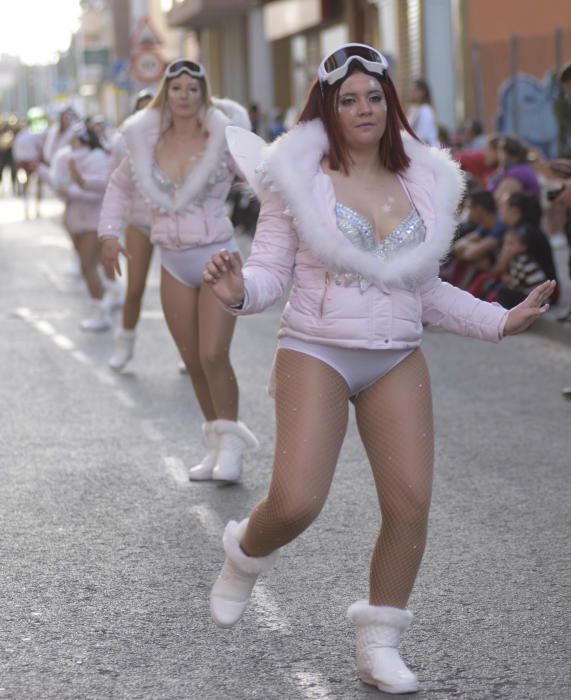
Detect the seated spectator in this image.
<box><xmin>461</xmin><ymin>119</ymin><xmax>488</xmax><ymax>150</ymax></box>
<box><xmin>455</xmin><ymin>134</ymin><xmax>500</xmax><ymax>187</ymax></box>
<box><xmin>469</xmin><ymin>192</ymin><xmax>558</xmax><ymax>305</ymax></box>
<box><xmin>488</xmin><ymin>135</ymin><xmax>541</xmax><ymax>201</ymax></box>
<box><xmin>444</xmin><ymin>189</ymin><xmax>507</xmax><ymax>287</ymax></box>
<box><xmin>493</xmin><ymin>226</ymin><xmax>557</xmax><ymax>308</ymax></box>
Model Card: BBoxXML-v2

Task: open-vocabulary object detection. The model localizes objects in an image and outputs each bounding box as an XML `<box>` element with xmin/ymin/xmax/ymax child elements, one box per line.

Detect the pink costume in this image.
<box><xmin>51</xmin><ymin>145</ymin><xmax>112</xmax><ymax>235</ymax></box>
<box><xmin>225</xmin><ymin>120</ymin><xmax>508</xmax><ymax>385</ymax></box>
<box><xmin>98</xmin><ymin>98</ymin><xmax>250</xmax><ymax>286</ymax></box>
<box><xmin>107</xmin><ymin>129</ymin><xmax>152</xmax><ymax>234</ymax></box>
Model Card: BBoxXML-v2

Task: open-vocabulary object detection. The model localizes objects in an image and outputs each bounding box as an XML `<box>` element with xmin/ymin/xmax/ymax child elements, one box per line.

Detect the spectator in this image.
<box><xmin>461</xmin><ymin>119</ymin><xmax>488</xmax><ymax>150</ymax></box>
<box><xmin>456</xmin><ymin>134</ymin><xmax>500</xmax><ymax>187</ymax></box>
<box><xmin>488</xmin><ymin>135</ymin><xmax>541</xmax><ymax>201</ymax></box>
<box><xmin>445</xmin><ymin>189</ymin><xmax>507</xmax><ymax>287</ymax></box>
<box><xmin>493</xmin><ymin>226</ymin><xmax>557</xmax><ymax>308</ymax></box>
<box><xmin>407</xmin><ymin>78</ymin><xmax>439</xmax><ymax>146</ymax></box>
<box><xmin>269</xmin><ymin>109</ymin><xmax>287</xmax><ymax>141</ymax></box>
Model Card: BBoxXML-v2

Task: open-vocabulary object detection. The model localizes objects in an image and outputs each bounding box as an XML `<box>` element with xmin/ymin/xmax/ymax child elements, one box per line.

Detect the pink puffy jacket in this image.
<box><xmin>225</xmin><ymin>120</ymin><xmax>509</xmax><ymax>350</ymax></box>
<box><xmin>107</xmin><ymin>130</ymin><xmax>151</xmax><ymax>230</ymax></box>
<box><xmin>98</xmin><ymin>98</ymin><xmax>250</xmax><ymax>249</ymax></box>
<box><xmin>51</xmin><ymin>145</ymin><xmax>112</xmax><ymax>235</ymax></box>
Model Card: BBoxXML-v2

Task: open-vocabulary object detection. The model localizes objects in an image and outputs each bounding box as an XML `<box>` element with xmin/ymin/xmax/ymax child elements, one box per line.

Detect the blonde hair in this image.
<box><xmin>148</xmin><ymin>67</ymin><xmax>212</xmax><ymax>133</ymax></box>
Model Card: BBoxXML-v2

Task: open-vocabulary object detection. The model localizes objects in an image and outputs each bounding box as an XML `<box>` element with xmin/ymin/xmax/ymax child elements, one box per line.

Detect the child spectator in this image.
<box><xmin>445</xmin><ymin>189</ymin><xmax>507</xmax><ymax>288</ymax></box>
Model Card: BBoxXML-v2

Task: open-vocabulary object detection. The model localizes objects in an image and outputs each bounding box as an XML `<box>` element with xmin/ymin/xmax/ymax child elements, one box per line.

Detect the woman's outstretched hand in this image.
<box><xmin>203</xmin><ymin>249</ymin><xmax>245</xmax><ymax>306</ymax></box>
<box><xmin>503</xmin><ymin>280</ymin><xmax>557</xmax><ymax>336</ymax></box>
<box><xmin>101</xmin><ymin>237</ymin><xmax>129</xmax><ymax>278</ymax></box>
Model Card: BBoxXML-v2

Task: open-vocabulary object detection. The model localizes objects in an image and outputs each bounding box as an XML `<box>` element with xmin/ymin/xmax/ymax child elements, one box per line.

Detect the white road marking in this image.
<box><xmin>163</xmin><ymin>456</ymin><xmax>189</xmax><ymax>485</ymax></box>
<box><xmin>292</xmin><ymin>670</ymin><xmax>333</xmax><ymax>699</ymax></box>
<box><xmin>93</xmin><ymin>369</ymin><xmax>117</xmax><ymax>387</ymax></box>
<box><xmin>33</xmin><ymin>320</ymin><xmax>55</xmax><ymax>336</ymax></box>
<box><xmin>36</xmin><ymin>262</ymin><xmax>67</xmax><ymax>293</ymax></box>
<box><xmin>52</xmin><ymin>334</ymin><xmax>75</xmax><ymax>351</ymax></box>
<box><xmin>140</xmin><ymin>420</ymin><xmax>164</xmax><ymax>442</ymax></box>
<box><xmin>140</xmin><ymin>309</ymin><xmax>164</xmax><ymax>320</ymax></box>
<box><xmin>13</xmin><ymin>307</ymin><xmax>32</xmax><ymax>320</ymax></box>
<box><xmin>115</xmin><ymin>390</ymin><xmax>135</xmax><ymax>409</ymax></box>
<box><xmin>252</xmin><ymin>584</ymin><xmax>292</xmax><ymax>634</ymax></box>
<box><xmin>71</xmin><ymin>350</ymin><xmax>92</xmax><ymax>366</ymax></box>
<box><xmin>189</xmin><ymin>503</ymin><xmax>224</xmax><ymax>540</ymax></box>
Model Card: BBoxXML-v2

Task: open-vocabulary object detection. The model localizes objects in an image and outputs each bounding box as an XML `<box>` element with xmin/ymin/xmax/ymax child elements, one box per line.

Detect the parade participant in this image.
<box><xmin>105</xmin><ymin>90</ymin><xmax>155</xmax><ymax>371</ymax></box>
<box><xmin>52</xmin><ymin>122</ymin><xmax>113</xmax><ymax>331</ymax></box>
<box><xmin>98</xmin><ymin>59</ymin><xmax>257</xmax><ymax>483</ymax></box>
<box><xmin>12</xmin><ymin>114</ymin><xmax>44</xmax><ymax>218</ymax></box>
<box><xmin>203</xmin><ymin>44</ymin><xmax>556</xmax><ymax>695</ymax></box>
<box><xmin>407</xmin><ymin>78</ymin><xmax>439</xmax><ymax>146</ymax></box>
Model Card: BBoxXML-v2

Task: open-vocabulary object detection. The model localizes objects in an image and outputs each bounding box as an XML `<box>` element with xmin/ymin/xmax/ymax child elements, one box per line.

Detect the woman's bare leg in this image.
<box><xmin>196</xmin><ymin>282</ymin><xmax>239</xmax><ymax>420</ymax></box>
<box><xmin>160</xmin><ymin>267</ymin><xmax>216</xmax><ymax>420</ymax></box>
<box><xmin>122</xmin><ymin>224</ymin><xmax>154</xmax><ymax>330</ymax></box>
<box><xmin>74</xmin><ymin>231</ymin><xmax>104</xmax><ymax>299</ymax></box>
<box><xmin>353</xmin><ymin>348</ymin><xmax>434</xmax><ymax>608</ymax></box>
<box><xmin>241</xmin><ymin>350</ymin><xmax>350</xmax><ymax>556</ymax></box>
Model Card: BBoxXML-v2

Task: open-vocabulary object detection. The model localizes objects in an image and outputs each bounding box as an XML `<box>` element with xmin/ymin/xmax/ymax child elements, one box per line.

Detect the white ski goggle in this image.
<box><xmin>165</xmin><ymin>59</ymin><xmax>205</xmax><ymax>80</ymax></box>
<box><xmin>318</xmin><ymin>44</ymin><xmax>388</xmax><ymax>86</ymax></box>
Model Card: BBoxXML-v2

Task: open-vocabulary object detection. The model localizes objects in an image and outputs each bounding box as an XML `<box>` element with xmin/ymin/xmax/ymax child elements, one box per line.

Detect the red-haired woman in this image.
<box><xmin>203</xmin><ymin>44</ymin><xmax>554</xmax><ymax>694</ymax></box>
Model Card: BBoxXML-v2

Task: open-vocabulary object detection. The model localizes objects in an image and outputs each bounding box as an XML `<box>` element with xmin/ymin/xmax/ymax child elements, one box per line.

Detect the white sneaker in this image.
<box><xmin>108</xmin><ymin>329</ymin><xmax>136</xmax><ymax>371</ymax></box>
<box><xmin>80</xmin><ymin>300</ymin><xmax>111</xmax><ymax>332</ymax></box>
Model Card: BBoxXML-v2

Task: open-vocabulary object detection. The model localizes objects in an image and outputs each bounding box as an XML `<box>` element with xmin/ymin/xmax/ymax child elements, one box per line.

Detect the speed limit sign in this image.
<box><xmin>131</xmin><ymin>49</ymin><xmax>165</xmax><ymax>83</ymax></box>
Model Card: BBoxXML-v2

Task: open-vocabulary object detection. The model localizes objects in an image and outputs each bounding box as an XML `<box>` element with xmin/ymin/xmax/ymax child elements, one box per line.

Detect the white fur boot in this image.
<box><xmin>348</xmin><ymin>600</ymin><xmax>419</xmax><ymax>695</ymax></box>
<box><xmin>210</xmin><ymin>518</ymin><xmax>278</xmax><ymax>628</ymax></box>
<box><xmin>211</xmin><ymin>420</ymin><xmax>258</xmax><ymax>484</ymax></box>
<box><xmin>188</xmin><ymin>422</ymin><xmax>219</xmax><ymax>481</ymax></box>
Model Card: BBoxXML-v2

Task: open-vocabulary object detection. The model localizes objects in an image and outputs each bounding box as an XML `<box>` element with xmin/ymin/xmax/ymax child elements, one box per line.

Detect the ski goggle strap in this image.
<box><xmin>165</xmin><ymin>59</ymin><xmax>206</xmax><ymax>80</ymax></box>
<box><xmin>318</xmin><ymin>44</ymin><xmax>388</xmax><ymax>86</ymax></box>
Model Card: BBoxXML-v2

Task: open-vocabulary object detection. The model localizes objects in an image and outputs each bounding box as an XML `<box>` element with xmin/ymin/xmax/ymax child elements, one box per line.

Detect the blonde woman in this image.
<box><xmin>98</xmin><ymin>60</ymin><xmax>257</xmax><ymax>483</ymax></box>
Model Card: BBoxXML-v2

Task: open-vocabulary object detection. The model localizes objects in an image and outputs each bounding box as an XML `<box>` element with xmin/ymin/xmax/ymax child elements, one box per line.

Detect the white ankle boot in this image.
<box><xmin>188</xmin><ymin>422</ymin><xmax>219</xmax><ymax>481</ymax></box>
<box><xmin>108</xmin><ymin>329</ymin><xmax>136</xmax><ymax>371</ymax></box>
<box><xmin>210</xmin><ymin>519</ymin><xmax>279</xmax><ymax>628</ymax></box>
<box><xmin>211</xmin><ymin>420</ymin><xmax>258</xmax><ymax>484</ymax></box>
<box><xmin>348</xmin><ymin>601</ymin><xmax>419</xmax><ymax>695</ymax></box>
<box><xmin>80</xmin><ymin>299</ymin><xmax>111</xmax><ymax>332</ymax></box>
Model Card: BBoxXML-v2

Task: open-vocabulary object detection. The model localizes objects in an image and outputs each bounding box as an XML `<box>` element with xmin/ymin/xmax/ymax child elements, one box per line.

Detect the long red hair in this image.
<box><xmin>298</xmin><ymin>66</ymin><xmax>419</xmax><ymax>174</ymax></box>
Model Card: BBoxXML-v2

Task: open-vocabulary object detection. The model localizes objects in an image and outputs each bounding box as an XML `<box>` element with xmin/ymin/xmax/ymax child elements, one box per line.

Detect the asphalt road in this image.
<box><xmin>1</xmin><ymin>198</ymin><xmax>570</xmax><ymax>700</ymax></box>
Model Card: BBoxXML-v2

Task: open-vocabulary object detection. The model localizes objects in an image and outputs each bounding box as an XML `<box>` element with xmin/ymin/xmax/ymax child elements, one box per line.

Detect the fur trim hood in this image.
<box><xmin>122</xmin><ymin>97</ymin><xmax>249</xmax><ymax>213</ymax></box>
<box><xmin>227</xmin><ymin>119</ymin><xmax>465</xmax><ymax>286</ymax></box>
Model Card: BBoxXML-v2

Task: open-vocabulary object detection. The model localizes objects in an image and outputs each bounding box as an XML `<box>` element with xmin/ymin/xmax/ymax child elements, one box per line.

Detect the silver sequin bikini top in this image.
<box><xmin>152</xmin><ymin>162</ymin><xmax>180</xmax><ymax>195</ymax></box>
<box><xmin>333</xmin><ymin>202</ymin><xmax>426</xmax><ymax>291</ymax></box>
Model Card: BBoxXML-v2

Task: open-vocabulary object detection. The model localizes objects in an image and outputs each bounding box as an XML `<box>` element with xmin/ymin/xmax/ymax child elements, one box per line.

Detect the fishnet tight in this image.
<box><xmin>240</xmin><ymin>348</ymin><xmax>433</xmax><ymax>609</ymax></box>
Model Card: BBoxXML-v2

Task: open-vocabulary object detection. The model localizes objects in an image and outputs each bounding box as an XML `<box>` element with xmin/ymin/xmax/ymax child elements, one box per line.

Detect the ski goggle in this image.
<box><xmin>165</xmin><ymin>59</ymin><xmax>205</xmax><ymax>80</ymax></box>
<box><xmin>318</xmin><ymin>44</ymin><xmax>388</xmax><ymax>86</ymax></box>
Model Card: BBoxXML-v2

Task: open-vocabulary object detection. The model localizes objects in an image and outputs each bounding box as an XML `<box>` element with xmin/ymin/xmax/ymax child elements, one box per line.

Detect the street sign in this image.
<box><xmin>131</xmin><ymin>49</ymin><xmax>164</xmax><ymax>84</ymax></box>
<box><xmin>130</xmin><ymin>17</ymin><xmax>164</xmax><ymax>50</ymax></box>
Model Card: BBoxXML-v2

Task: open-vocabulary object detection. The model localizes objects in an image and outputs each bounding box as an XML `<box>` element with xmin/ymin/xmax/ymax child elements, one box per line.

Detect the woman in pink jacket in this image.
<box><xmin>203</xmin><ymin>45</ymin><xmax>555</xmax><ymax>695</ymax></box>
<box><xmin>98</xmin><ymin>59</ymin><xmax>257</xmax><ymax>483</ymax></box>
<box><xmin>105</xmin><ymin>90</ymin><xmax>154</xmax><ymax>371</ymax></box>
<box><xmin>52</xmin><ymin>122</ymin><xmax>113</xmax><ymax>331</ymax></box>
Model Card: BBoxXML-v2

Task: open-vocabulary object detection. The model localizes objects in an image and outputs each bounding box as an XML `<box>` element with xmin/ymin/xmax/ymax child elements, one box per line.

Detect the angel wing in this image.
<box><xmin>225</xmin><ymin>125</ymin><xmax>267</xmax><ymax>197</ymax></box>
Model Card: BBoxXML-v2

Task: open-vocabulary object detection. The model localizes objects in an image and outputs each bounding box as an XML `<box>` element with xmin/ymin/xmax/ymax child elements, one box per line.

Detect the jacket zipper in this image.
<box><xmin>320</xmin><ymin>272</ymin><xmax>330</xmax><ymax>317</ymax></box>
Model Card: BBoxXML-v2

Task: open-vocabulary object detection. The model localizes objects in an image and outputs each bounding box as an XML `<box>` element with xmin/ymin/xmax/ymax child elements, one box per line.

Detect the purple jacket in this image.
<box><xmin>98</xmin><ymin>98</ymin><xmax>250</xmax><ymax>249</ymax></box>
<box><xmin>225</xmin><ymin>120</ymin><xmax>509</xmax><ymax>349</ymax></box>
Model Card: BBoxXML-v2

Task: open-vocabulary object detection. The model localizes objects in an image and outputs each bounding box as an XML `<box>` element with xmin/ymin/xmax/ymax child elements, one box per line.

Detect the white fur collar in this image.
<box><xmin>122</xmin><ymin>98</ymin><xmax>249</xmax><ymax>213</ymax></box>
<box><xmin>254</xmin><ymin>119</ymin><xmax>464</xmax><ymax>286</ymax></box>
